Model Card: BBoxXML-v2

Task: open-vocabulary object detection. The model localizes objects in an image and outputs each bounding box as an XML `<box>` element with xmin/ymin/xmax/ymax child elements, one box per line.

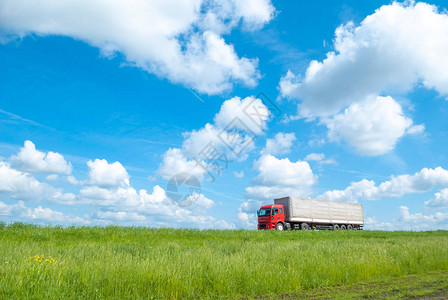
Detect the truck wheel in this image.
<box><xmin>276</xmin><ymin>223</ymin><xmax>284</xmax><ymax>231</ymax></box>
<box><xmin>347</xmin><ymin>224</ymin><xmax>353</xmax><ymax>230</ymax></box>
<box><xmin>333</xmin><ymin>224</ymin><xmax>340</xmax><ymax>230</ymax></box>
<box><xmin>340</xmin><ymin>225</ymin><xmax>346</xmax><ymax>230</ymax></box>
<box><xmin>300</xmin><ymin>223</ymin><xmax>310</xmax><ymax>230</ymax></box>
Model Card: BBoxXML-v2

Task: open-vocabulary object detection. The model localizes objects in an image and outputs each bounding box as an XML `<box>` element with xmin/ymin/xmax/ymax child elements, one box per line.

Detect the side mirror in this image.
<box><xmin>256</xmin><ymin>210</ymin><xmax>259</xmax><ymax>217</ymax></box>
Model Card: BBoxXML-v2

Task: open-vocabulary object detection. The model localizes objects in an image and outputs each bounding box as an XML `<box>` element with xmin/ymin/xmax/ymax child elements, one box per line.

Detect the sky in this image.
<box><xmin>1</xmin><ymin>0</ymin><xmax>448</xmax><ymax>230</ymax></box>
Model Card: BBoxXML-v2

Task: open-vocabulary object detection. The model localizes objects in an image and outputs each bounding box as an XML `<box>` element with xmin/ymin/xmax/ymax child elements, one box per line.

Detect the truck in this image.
<box><xmin>257</xmin><ymin>196</ymin><xmax>364</xmax><ymax>231</ymax></box>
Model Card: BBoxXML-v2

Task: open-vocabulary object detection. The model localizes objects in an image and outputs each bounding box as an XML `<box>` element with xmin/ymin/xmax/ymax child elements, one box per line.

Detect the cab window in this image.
<box><xmin>273</xmin><ymin>208</ymin><xmax>279</xmax><ymax>215</ymax></box>
<box><xmin>257</xmin><ymin>208</ymin><xmax>271</xmax><ymax>216</ymax></box>
<box><xmin>280</xmin><ymin>208</ymin><xmax>283</xmax><ymax>214</ymax></box>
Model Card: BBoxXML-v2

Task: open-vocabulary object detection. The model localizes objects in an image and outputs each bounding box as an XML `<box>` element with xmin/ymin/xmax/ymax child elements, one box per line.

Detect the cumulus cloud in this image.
<box><xmin>158</xmin><ymin>96</ymin><xmax>270</xmax><ymax>182</ymax></box>
<box><xmin>9</xmin><ymin>140</ymin><xmax>72</xmax><ymax>174</ymax></box>
<box><xmin>320</xmin><ymin>166</ymin><xmax>448</xmax><ymax>202</ymax></box>
<box><xmin>238</xmin><ymin>199</ymin><xmax>262</xmax><ymax>228</ymax></box>
<box><xmin>425</xmin><ymin>188</ymin><xmax>448</xmax><ymax>209</ymax></box>
<box><xmin>45</xmin><ymin>174</ymin><xmax>58</xmax><ymax>182</ymax></box>
<box><xmin>0</xmin><ymin>158</ymin><xmax>79</xmax><ymax>205</ymax></box>
<box><xmin>399</xmin><ymin>206</ymin><xmax>448</xmax><ymax>224</ymax></box>
<box><xmin>261</xmin><ymin>132</ymin><xmax>296</xmax><ymax>156</ymax></box>
<box><xmin>0</xmin><ymin>200</ymin><xmax>89</xmax><ymax>225</ymax></box>
<box><xmin>0</xmin><ymin>161</ymin><xmax>45</xmax><ymax>197</ymax></box>
<box><xmin>246</xmin><ymin>154</ymin><xmax>317</xmax><ymax>201</ymax></box>
<box><xmin>406</xmin><ymin>124</ymin><xmax>425</xmax><ymax>135</ymax></box>
<box><xmin>1</xmin><ymin>146</ymin><xmax>233</xmax><ymax>229</ymax></box>
<box><xmin>304</xmin><ymin>153</ymin><xmax>336</xmax><ymax>165</ymax></box>
<box><xmin>48</xmin><ymin>191</ymin><xmax>77</xmax><ymax>205</ymax></box>
<box><xmin>158</xmin><ymin>148</ymin><xmax>207</xmax><ymax>181</ymax></box>
<box><xmin>0</xmin><ymin>201</ymin><xmax>12</xmax><ymax>216</ymax></box>
<box><xmin>87</xmin><ymin>159</ymin><xmax>130</xmax><ymax>187</ymax></box>
<box><xmin>66</xmin><ymin>175</ymin><xmax>81</xmax><ymax>185</ymax></box>
<box><xmin>238</xmin><ymin>210</ymin><xmax>256</xmax><ymax>228</ymax></box>
<box><xmin>363</xmin><ymin>216</ymin><xmax>395</xmax><ymax>231</ymax></box>
<box><xmin>75</xmin><ymin>159</ymin><xmax>230</xmax><ymax>228</ymax></box>
<box><xmin>365</xmin><ymin>206</ymin><xmax>448</xmax><ymax>231</ymax></box>
<box><xmin>95</xmin><ymin>211</ymin><xmax>146</xmax><ymax>224</ymax></box>
<box><xmin>79</xmin><ymin>185</ymin><xmax>138</xmax><ymax>207</ymax></box>
<box><xmin>304</xmin><ymin>153</ymin><xmax>325</xmax><ymax>161</ymax></box>
<box><xmin>213</xmin><ymin>96</ymin><xmax>270</xmax><ymax>135</ymax></box>
<box><xmin>0</xmin><ymin>0</ymin><xmax>275</xmax><ymax>94</ymax></box>
<box><xmin>324</xmin><ymin>96</ymin><xmax>422</xmax><ymax>156</ymax></box>
<box><xmin>280</xmin><ymin>1</ymin><xmax>448</xmax><ymax>117</ymax></box>
<box><xmin>233</xmin><ymin>170</ymin><xmax>244</xmax><ymax>178</ymax></box>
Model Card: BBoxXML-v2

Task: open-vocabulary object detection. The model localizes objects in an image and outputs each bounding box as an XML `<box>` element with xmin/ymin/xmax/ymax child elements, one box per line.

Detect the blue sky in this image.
<box><xmin>1</xmin><ymin>0</ymin><xmax>448</xmax><ymax>229</ymax></box>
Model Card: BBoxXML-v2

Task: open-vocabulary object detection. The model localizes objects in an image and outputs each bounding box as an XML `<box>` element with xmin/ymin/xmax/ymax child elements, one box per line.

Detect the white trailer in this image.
<box><xmin>274</xmin><ymin>197</ymin><xmax>364</xmax><ymax>230</ymax></box>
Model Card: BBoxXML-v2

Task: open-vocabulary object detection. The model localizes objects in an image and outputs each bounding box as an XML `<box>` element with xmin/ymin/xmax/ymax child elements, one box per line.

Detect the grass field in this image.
<box><xmin>1</xmin><ymin>223</ymin><xmax>448</xmax><ymax>299</ymax></box>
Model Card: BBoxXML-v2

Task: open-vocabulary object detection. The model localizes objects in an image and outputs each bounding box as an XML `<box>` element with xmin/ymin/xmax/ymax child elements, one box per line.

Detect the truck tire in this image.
<box><xmin>333</xmin><ymin>224</ymin><xmax>340</xmax><ymax>230</ymax></box>
<box><xmin>340</xmin><ymin>225</ymin><xmax>347</xmax><ymax>230</ymax></box>
<box><xmin>300</xmin><ymin>223</ymin><xmax>310</xmax><ymax>230</ymax></box>
<box><xmin>276</xmin><ymin>223</ymin><xmax>284</xmax><ymax>231</ymax></box>
<box><xmin>347</xmin><ymin>224</ymin><xmax>353</xmax><ymax>230</ymax></box>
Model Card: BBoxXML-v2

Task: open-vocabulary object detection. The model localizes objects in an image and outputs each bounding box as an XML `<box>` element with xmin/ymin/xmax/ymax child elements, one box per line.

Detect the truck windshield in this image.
<box><xmin>258</xmin><ymin>208</ymin><xmax>271</xmax><ymax>217</ymax></box>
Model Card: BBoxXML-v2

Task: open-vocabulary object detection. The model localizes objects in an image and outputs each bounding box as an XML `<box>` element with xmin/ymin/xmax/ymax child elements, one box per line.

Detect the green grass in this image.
<box><xmin>1</xmin><ymin>223</ymin><xmax>447</xmax><ymax>299</ymax></box>
<box><xmin>268</xmin><ymin>271</ymin><xmax>448</xmax><ymax>299</ymax></box>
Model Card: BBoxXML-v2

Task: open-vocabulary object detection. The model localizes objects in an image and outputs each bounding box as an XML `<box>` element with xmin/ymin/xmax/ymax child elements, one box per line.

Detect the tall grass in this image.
<box><xmin>0</xmin><ymin>223</ymin><xmax>447</xmax><ymax>299</ymax></box>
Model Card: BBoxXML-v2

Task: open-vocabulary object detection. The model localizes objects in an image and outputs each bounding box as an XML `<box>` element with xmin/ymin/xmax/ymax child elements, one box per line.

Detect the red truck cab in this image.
<box><xmin>257</xmin><ymin>204</ymin><xmax>286</xmax><ymax>230</ymax></box>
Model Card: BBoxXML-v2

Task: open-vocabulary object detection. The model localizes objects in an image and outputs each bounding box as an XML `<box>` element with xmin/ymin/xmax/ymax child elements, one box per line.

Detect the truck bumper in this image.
<box><xmin>258</xmin><ymin>223</ymin><xmax>274</xmax><ymax>230</ymax></box>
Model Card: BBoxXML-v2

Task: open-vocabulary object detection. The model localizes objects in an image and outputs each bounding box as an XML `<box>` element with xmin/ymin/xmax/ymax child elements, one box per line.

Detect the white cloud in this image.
<box><xmin>79</xmin><ymin>185</ymin><xmax>138</xmax><ymax>207</ymax></box>
<box><xmin>399</xmin><ymin>206</ymin><xmax>448</xmax><ymax>224</ymax></box>
<box><xmin>96</xmin><ymin>211</ymin><xmax>146</xmax><ymax>223</ymax></box>
<box><xmin>233</xmin><ymin>170</ymin><xmax>244</xmax><ymax>178</ymax></box>
<box><xmin>9</xmin><ymin>140</ymin><xmax>72</xmax><ymax>174</ymax></box>
<box><xmin>20</xmin><ymin>205</ymin><xmax>70</xmax><ymax>222</ymax></box>
<box><xmin>261</xmin><ymin>132</ymin><xmax>296</xmax><ymax>156</ymax></box>
<box><xmin>0</xmin><ymin>161</ymin><xmax>44</xmax><ymax>197</ymax></box>
<box><xmin>238</xmin><ymin>199</ymin><xmax>262</xmax><ymax>229</ymax></box>
<box><xmin>78</xmin><ymin>160</ymin><xmax>230</xmax><ymax>228</ymax></box>
<box><xmin>49</xmin><ymin>191</ymin><xmax>77</xmax><ymax>205</ymax></box>
<box><xmin>304</xmin><ymin>153</ymin><xmax>336</xmax><ymax>166</ymax></box>
<box><xmin>365</xmin><ymin>207</ymin><xmax>448</xmax><ymax>231</ymax></box>
<box><xmin>308</xmin><ymin>137</ymin><xmax>326</xmax><ymax>148</ymax></box>
<box><xmin>363</xmin><ymin>216</ymin><xmax>395</xmax><ymax>231</ymax></box>
<box><xmin>0</xmin><ymin>201</ymin><xmax>12</xmax><ymax>216</ymax></box>
<box><xmin>0</xmin><ymin>160</ymin><xmax>78</xmax><ymax>205</ymax></box>
<box><xmin>1</xmin><ymin>148</ymin><xmax>232</xmax><ymax>228</ymax></box>
<box><xmin>199</xmin><ymin>0</ymin><xmax>275</xmax><ymax>33</ymax></box>
<box><xmin>45</xmin><ymin>174</ymin><xmax>58</xmax><ymax>182</ymax></box>
<box><xmin>304</xmin><ymin>153</ymin><xmax>325</xmax><ymax>161</ymax></box>
<box><xmin>246</xmin><ymin>154</ymin><xmax>317</xmax><ymax>201</ymax></box>
<box><xmin>425</xmin><ymin>188</ymin><xmax>448</xmax><ymax>209</ymax></box>
<box><xmin>324</xmin><ymin>96</ymin><xmax>418</xmax><ymax>156</ymax></box>
<box><xmin>280</xmin><ymin>2</ymin><xmax>448</xmax><ymax>117</ymax></box>
<box><xmin>87</xmin><ymin>159</ymin><xmax>130</xmax><ymax>187</ymax></box>
<box><xmin>158</xmin><ymin>148</ymin><xmax>206</xmax><ymax>181</ymax></box>
<box><xmin>213</xmin><ymin>96</ymin><xmax>270</xmax><ymax>135</ymax></box>
<box><xmin>0</xmin><ymin>200</ymin><xmax>90</xmax><ymax>225</ymax></box>
<box><xmin>406</xmin><ymin>124</ymin><xmax>425</xmax><ymax>135</ymax></box>
<box><xmin>158</xmin><ymin>96</ymin><xmax>270</xmax><ymax>182</ymax></box>
<box><xmin>320</xmin><ymin>166</ymin><xmax>448</xmax><ymax>202</ymax></box>
<box><xmin>191</xmin><ymin>193</ymin><xmax>215</xmax><ymax>209</ymax></box>
<box><xmin>238</xmin><ymin>210</ymin><xmax>256</xmax><ymax>228</ymax></box>
<box><xmin>0</xmin><ymin>0</ymin><xmax>275</xmax><ymax>94</ymax></box>
<box><xmin>66</xmin><ymin>175</ymin><xmax>81</xmax><ymax>185</ymax></box>
<box><xmin>0</xmin><ymin>137</ymin><xmax>238</xmax><ymax>228</ymax></box>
